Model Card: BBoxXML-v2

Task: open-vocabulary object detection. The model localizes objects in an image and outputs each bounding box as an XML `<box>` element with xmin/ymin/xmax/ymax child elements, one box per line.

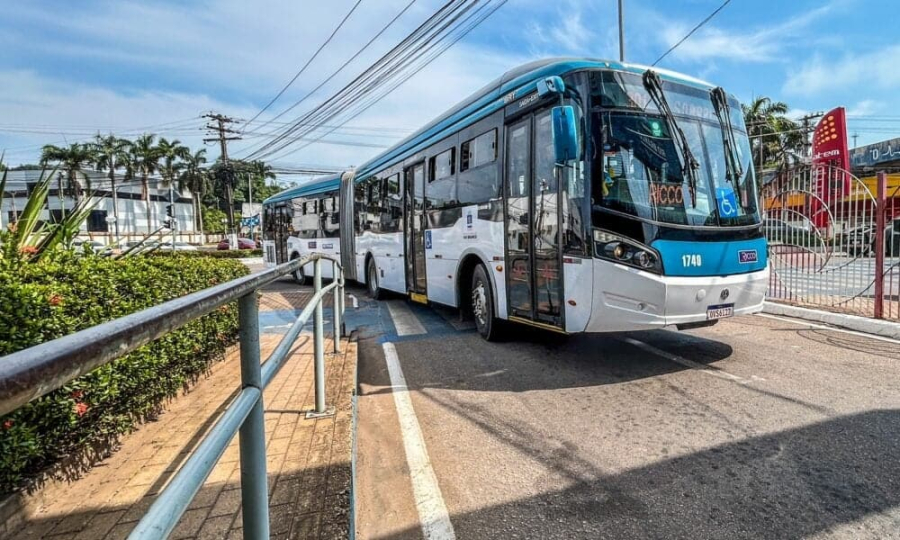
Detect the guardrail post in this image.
<box><xmin>875</xmin><ymin>171</ymin><xmax>887</xmax><ymax>319</ymax></box>
<box><xmin>339</xmin><ymin>267</ymin><xmax>346</xmax><ymax>337</ymax></box>
<box><xmin>314</xmin><ymin>258</ymin><xmax>326</xmax><ymax>413</ymax></box>
<box><xmin>238</xmin><ymin>292</ymin><xmax>270</xmax><ymax>540</ymax></box>
<box><xmin>332</xmin><ymin>261</ymin><xmax>341</xmax><ymax>354</ymax></box>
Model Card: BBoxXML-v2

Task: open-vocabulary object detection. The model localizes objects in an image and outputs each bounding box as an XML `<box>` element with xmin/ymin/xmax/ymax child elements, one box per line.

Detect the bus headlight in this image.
<box><xmin>594</xmin><ymin>229</ymin><xmax>662</xmax><ymax>273</ymax></box>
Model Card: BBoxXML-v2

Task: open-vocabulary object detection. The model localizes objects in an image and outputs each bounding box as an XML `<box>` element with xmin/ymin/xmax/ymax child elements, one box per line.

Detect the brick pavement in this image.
<box><xmin>3</xmin><ymin>287</ymin><xmax>355</xmax><ymax>540</ymax></box>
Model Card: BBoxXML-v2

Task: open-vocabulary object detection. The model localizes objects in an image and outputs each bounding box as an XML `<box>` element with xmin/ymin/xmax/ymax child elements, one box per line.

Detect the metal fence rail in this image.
<box><xmin>763</xmin><ymin>166</ymin><xmax>897</xmax><ymax>321</ymax></box>
<box><xmin>0</xmin><ymin>254</ymin><xmax>345</xmax><ymax>540</ymax></box>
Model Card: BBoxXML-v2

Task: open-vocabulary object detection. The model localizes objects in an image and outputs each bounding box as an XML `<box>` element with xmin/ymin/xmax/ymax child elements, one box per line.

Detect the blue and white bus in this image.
<box><xmin>263</xmin><ymin>58</ymin><xmax>768</xmax><ymax>340</ymax></box>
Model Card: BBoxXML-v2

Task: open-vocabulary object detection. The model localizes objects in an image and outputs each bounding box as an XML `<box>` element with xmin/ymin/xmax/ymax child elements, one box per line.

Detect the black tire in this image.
<box><xmin>367</xmin><ymin>257</ymin><xmax>384</xmax><ymax>300</ymax></box>
<box><xmin>291</xmin><ymin>256</ymin><xmax>308</xmax><ymax>285</ymax></box>
<box><xmin>471</xmin><ymin>264</ymin><xmax>500</xmax><ymax>341</ymax></box>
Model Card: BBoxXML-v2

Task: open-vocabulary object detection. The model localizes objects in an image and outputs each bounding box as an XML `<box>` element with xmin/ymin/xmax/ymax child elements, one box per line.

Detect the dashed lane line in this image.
<box><xmin>386</xmin><ymin>300</ymin><xmax>427</xmax><ymax>336</ymax></box>
<box><xmin>383</xmin><ymin>342</ymin><xmax>456</xmax><ymax>540</ymax></box>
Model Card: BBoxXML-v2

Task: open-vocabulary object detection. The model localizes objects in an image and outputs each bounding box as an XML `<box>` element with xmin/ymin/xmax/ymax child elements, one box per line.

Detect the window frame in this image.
<box><xmin>460</xmin><ymin>128</ymin><xmax>497</xmax><ymax>172</ymax></box>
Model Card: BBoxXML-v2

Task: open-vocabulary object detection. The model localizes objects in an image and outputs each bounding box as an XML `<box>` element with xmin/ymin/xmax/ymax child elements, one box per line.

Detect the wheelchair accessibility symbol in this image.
<box><xmin>716</xmin><ymin>187</ymin><xmax>739</xmax><ymax>218</ymax></box>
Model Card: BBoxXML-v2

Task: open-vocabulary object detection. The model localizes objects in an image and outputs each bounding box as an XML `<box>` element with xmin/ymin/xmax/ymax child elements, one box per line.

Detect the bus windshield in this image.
<box><xmin>589</xmin><ymin>70</ymin><xmax>760</xmax><ymax>228</ymax></box>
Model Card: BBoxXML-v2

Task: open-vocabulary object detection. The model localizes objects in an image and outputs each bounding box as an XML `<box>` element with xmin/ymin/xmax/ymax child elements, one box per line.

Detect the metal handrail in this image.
<box><xmin>0</xmin><ymin>254</ymin><xmax>346</xmax><ymax>540</ymax></box>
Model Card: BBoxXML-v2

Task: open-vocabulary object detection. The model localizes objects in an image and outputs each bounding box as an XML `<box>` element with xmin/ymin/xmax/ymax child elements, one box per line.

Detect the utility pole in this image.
<box><xmin>797</xmin><ymin>113</ymin><xmax>822</xmax><ymax>160</ymax></box>
<box><xmin>247</xmin><ymin>170</ymin><xmax>254</xmax><ymax>241</ymax></box>
<box><xmin>618</xmin><ymin>0</ymin><xmax>625</xmax><ymax>62</ymax></box>
<box><xmin>203</xmin><ymin>112</ymin><xmax>242</xmax><ymax>249</ymax></box>
<box><xmin>852</xmin><ymin>132</ymin><xmax>859</xmax><ymax>149</ymax></box>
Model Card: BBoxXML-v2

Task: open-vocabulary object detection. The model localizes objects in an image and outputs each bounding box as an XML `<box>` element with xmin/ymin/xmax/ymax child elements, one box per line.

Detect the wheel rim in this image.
<box><xmin>295</xmin><ymin>268</ymin><xmax>304</xmax><ymax>281</ymax></box>
<box><xmin>472</xmin><ymin>279</ymin><xmax>487</xmax><ymax>328</ymax></box>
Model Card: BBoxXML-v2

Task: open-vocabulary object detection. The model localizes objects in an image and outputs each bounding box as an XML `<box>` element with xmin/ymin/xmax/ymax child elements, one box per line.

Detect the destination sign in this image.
<box><xmin>648</xmin><ymin>182</ymin><xmax>686</xmax><ymax>207</ymax></box>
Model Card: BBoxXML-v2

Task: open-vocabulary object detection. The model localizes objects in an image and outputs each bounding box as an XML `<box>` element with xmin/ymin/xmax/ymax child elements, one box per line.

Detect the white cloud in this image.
<box><xmin>847</xmin><ymin>99</ymin><xmax>883</xmax><ymax>117</ymax></box>
<box><xmin>654</xmin><ymin>4</ymin><xmax>834</xmax><ymax>64</ymax></box>
<box><xmin>0</xmin><ymin>0</ymin><xmax>525</xmax><ymax>170</ymax></box>
<box><xmin>783</xmin><ymin>44</ymin><xmax>900</xmax><ymax>96</ymax></box>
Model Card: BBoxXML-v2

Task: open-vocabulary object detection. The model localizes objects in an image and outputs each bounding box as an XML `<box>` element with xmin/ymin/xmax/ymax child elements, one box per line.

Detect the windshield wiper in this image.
<box><xmin>710</xmin><ymin>87</ymin><xmax>744</xmax><ymax>185</ymax></box>
<box><xmin>642</xmin><ymin>70</ymin><xmax>699</xmax><ymax>207</ymax></box>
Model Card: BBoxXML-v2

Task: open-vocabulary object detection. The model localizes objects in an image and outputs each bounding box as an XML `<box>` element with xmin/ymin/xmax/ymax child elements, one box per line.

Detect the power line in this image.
<box><xmin>237</xmin><ymin>0</ymin><xmax>457</xmax><ymax>159</ymax></box>
<box><xmin>245</xmin><ymin>0</ymin><xmax>419</xmax><ymax>138</ymax></box>
<box><xmin>269</xmin><ymin>0</ymin><xmax>506</xmax><ymax>162</ymax></box>
<box><xmin>652</xmin><ymin>0</ymin><xmax>732</xmax><ymax>67</ymax></box>
<box><xmin>243</xmin><ymin>0</ymin><xmax>365</xmax><ymax>131</ymax></box>
<box><xmin>245</xmin><ymin>0</ymin><xmax>504</xmax><ymax>161</ymax></box>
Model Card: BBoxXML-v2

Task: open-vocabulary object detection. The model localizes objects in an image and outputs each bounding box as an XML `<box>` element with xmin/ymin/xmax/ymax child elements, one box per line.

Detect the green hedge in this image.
<box><xmin>0</xmin><ymin>251</ymin><xmax>249</xmax><ymax>494</ymax></box>
<box><xmin>150</xmin><ymin>248</ymin><xmax>262</xmax><ymax>259</ymax></box>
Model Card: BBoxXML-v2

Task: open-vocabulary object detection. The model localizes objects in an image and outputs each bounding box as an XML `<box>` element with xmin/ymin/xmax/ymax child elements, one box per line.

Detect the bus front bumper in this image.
<box><xmin>582</xmin><ymin>261</ymin><xmax>769</xmax><ymax>333</ymax></box>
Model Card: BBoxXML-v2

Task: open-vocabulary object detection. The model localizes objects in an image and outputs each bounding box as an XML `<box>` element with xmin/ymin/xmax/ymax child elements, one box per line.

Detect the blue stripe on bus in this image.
<box><xmin>651</xmin><ymin>237</ymin><xmax>768</xmax><ymax>277</ymax></box>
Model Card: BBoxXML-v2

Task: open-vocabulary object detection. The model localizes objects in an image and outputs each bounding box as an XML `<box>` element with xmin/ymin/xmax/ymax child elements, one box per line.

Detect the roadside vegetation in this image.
<box><xmin>0</xmin><ymin>157</ymin><xmax>253</xmax><ymax>494</ymax></box>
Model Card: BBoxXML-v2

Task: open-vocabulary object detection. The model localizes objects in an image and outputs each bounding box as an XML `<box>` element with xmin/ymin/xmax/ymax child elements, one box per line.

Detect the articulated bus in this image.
<box><xmin>262</xmin><ymin>58</ymin><xmax>768</xmax><ymax>340</ymax></box>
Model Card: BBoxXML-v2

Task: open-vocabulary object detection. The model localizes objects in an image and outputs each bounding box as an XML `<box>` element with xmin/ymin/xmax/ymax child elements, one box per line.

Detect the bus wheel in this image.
<box><xmin>472</xmin><ymin>264</ymin><xmax>499</xmax><ymax>341</ymax></box>
<box><xmin>292</xmin><ymin>258</ymin><xmax>308</xmax><ymax>285</ymax></box>
<box><xmin>367</xmin><ymin>258</ymin><xmax>384</xmax><ymax>300</ymax></box>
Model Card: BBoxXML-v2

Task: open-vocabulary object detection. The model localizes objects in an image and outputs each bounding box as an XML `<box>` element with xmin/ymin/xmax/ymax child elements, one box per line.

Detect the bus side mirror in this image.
<box><xmin>551</xmin><ymin>105</ymin><xmax>579</xmax><ymax>164</ymax></box>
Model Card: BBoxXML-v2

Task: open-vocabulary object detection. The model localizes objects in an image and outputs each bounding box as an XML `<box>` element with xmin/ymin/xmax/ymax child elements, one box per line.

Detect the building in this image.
<box><xmin>851</xmin><ymin>137</ymin><xmax>900</xmax><ymax>175</ymax></box>
<box><xmin>0</xmin><ymin>169</ymin><xmax>199</xmax><ymax>241</ymax></box>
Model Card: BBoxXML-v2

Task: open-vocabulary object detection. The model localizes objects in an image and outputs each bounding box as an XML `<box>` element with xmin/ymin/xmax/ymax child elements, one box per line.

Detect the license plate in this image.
<box><xmin>706</xmin><ymin>303</ymin><xmax>734</xmax><ymax>320</ymax></box>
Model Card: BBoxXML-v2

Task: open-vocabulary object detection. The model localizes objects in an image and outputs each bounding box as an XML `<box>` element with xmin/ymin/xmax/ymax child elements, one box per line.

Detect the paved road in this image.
<box><xmin>350</xmin><ymin>290</ymin><xmax>900</xmax><ymax>539</ymax></box>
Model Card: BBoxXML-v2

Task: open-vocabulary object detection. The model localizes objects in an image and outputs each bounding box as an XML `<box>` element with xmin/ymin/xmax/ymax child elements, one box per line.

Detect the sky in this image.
<box><xmin>1</xmin><ymin>0</ymin><xmax>898</xmax><ymax>177</ymax></box>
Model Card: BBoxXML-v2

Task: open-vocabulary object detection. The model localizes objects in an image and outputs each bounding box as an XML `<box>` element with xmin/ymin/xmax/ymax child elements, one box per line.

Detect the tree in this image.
<box><xmin>92</xmin><ymin>135</ymin><xmax>131</xmax><ymax>238</ymax></box>
<box><xmin>157</xmin><ymin>138</ymin><xmax>190</xmax><ymax>231</ymax></box>
<box><xmin>742</xmin><ymin>97</ymin><xmax>801</xmax><ymax>172</ymax></box>
<box><xmin>129</xmin><ymin>134</ymin><xmax>162</xmax><ymax>234</ymax></box>
<box><xmin>178</xmin><ymin>149</ymin><xmax>210</xmax><ymax>233</ymax></box>
<box><xmin>201</xmin><ymin>205</ymin><xmax>228</xmax><ymax>234</ymax></box>
<box><xmin>40</xmin><ymin>143</ymin><xmax>96</xmax><ymax>208</ymax></box>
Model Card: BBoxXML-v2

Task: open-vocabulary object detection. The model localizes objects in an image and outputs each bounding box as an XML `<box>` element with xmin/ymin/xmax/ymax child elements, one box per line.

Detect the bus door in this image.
<box><xmin>404</xmin><ymin>162</ymin><xmax>427</xmax><ymax>301</ymax></box>
<box><xmin>504</xmin><ymin>109</ymin><xmax>563</xmax><ymax>327</ymax></box>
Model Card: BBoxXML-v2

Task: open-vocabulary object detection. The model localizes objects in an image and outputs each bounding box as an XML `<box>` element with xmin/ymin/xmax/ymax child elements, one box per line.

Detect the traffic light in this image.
<box><xmin>165</xmin><ymin>204</ymin><xmax>174</xmax><ymax>218</ymax></box>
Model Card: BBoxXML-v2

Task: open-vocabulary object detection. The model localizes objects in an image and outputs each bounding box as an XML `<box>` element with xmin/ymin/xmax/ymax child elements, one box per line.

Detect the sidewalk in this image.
<box><xmin>3</xmin><ymin>287</ymin><xmax>356</xmax><ymax>540</ymax></box>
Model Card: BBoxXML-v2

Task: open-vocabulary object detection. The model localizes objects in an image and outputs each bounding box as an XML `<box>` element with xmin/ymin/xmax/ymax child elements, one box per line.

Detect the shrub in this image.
<box><xmin>0</xmin><ymin>250</ymin><xmax>249</xmax><ymax>494</ymax></box>
<box><xmin>149</xmin><ymin>249</ymin><xmax>262</xmax><ymax>259</ymax></box>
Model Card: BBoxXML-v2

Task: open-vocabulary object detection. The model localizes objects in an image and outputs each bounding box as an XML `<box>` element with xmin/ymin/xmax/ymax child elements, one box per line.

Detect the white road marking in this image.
<box><xmin>386</xmin><ymin>300</ymin><xmax>427</xmax><ymax>336</ymax></box>
<box><xmin>622</xmin><ymin>337</ymin><xmax>749</xmax><ymax>384</ymax></box>
<box><xmin>756</xmin><ymin>313</ymin><xmax>900</xmax><ymax>345</ymax></box>
<box><xmin>383</xmin><ymin>342</ymin><xmax>456</xmax><ymax>540</ymax></box>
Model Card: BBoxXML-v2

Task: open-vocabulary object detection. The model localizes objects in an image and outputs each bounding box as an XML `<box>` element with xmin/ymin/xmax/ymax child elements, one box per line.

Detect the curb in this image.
<box><xmin>762</xmin><ymin>301</ymin><xmax>900</xmax><ymax>340</ymax></box>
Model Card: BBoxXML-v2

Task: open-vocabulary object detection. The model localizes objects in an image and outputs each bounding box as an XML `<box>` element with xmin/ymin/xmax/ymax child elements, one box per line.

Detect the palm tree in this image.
<box><xmin>40</xmin><ymin>143</ymin><xmax>96</xmax><ymax>210</ymax></box>
<box><xmin>157</xmin><ymin>138</ymin><xmax>190</xmax><ymax>231</ymax></box>
<box><xmin>92</xmin><ymin>135</ymin><xmax>131</xmax><ymax>238</ymax></box>
<box><xmin>129</xmin><ymin>134</ymin><xmax>162</xmax><ymax>233</ymax></box>
<box><xmin>178</xmin><ymin>149</ymin><xmax>210</xmax><ymax>233</ymax></box>
<box><xmin>743</xmin><ymin>97</ymin><xmax>800</xmax><ymax>172</ymax></box>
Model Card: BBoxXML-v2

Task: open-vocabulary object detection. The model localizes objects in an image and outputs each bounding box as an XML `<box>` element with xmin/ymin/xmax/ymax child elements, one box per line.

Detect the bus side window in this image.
<box><xmin>355</xmin><ymin>182</ymin><xmax>367</xmax><ymax>233</ymax></box>
<box><xmin>427</xmin><ymin>147</ymin><xmax>456</xmax><ymax>210</ymax></box>
<box><xmin>322</xmin><ymin>195</ymin><xmax>340</xmax><ymax>238</ymax></box>
<box><xmin>458</xmin><ymin>128</ymin><xmax>498</xmax><ymax>205</ymax></box>
<box><xmin>367</xmin><ymin>177</ymin><xmax>382</xmax><ymax>233</ymax></box>
<box><xmin>383</xmin><ymin>173</ymin><xmax>402</xmax><ymax>233</ymax></box>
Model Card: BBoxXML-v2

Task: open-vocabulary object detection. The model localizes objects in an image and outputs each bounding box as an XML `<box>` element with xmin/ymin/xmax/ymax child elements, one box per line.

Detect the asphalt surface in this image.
<box><xmin>346</xmin><ymin>288</ymin><xmax>900</xmax><ymax>540</ymax></box>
